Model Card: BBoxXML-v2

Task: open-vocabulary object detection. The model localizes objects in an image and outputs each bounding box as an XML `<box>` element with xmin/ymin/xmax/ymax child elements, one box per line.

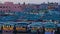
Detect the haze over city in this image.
<box><xmin>0</xmin><ymin>0</ymin><xmax>60</xmax><ymax>4</ymax></box>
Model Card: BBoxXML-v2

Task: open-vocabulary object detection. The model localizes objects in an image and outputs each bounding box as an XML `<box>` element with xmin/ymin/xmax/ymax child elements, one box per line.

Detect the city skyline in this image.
<box><xmin>0</xmin><ymin>0</ymin><xmax>59</xmax><ymax>4</ymax></box>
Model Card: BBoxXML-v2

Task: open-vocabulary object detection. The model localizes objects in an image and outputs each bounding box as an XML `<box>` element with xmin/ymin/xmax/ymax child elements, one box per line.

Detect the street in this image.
<box><xmin>0</xmin><ymin>32</ymin><xmax>37</xmax><ymax>34</ymax></box>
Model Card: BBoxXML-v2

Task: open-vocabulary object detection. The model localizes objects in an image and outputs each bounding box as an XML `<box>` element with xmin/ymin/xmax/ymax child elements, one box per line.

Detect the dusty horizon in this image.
<box><xmin>0</xmin><ymin>0</ymin><xmax>59</xmax><ymax>4</ymax></box>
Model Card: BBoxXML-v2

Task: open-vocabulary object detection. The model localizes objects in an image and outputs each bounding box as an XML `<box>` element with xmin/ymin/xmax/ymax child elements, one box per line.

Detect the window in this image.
<box><xmin>15</xmin><ymin>7</ymin><xmax>16</xmax><ymax>8</ymax></box>
<box><xmin>0</xmin><ymin>6</ymin><xmax>2</xmax><ymax>8</ymax></box>
<box><xmin>3</xmin><ymin>6</ymin><xmax>5</xmax><ymax>8</ymax></box>
<box><xmin>9</xmin><ymin>10</ymin><xmax>10</xmax><ymax>12</ymax></box>
<box><xmin>18</xmin><ymin>7</ymin><xmax>20</xmax><ymax>8</ymax></box>
<box><xmin>18</xmin><ymin>6</ymin><xmax>21</xmax><ymax>8</ymax></box>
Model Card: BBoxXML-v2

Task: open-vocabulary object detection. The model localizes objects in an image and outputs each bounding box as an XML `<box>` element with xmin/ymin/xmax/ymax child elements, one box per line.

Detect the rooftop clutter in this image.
<box><xmin>0</xmin><ymin>2</ymin><xmax>60</xmax><ymax>22</ymax></box>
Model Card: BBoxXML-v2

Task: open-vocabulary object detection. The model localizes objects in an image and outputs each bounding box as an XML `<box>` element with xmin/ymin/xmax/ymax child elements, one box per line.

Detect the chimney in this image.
<box><xmin>23</xmin><ymin>2</ymin><xmax>25</xmax><ymax>5</ymax></box>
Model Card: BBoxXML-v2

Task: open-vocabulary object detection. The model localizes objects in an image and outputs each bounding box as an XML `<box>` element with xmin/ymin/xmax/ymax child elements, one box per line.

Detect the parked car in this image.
<box><xmin>2</xmin><ymin>22</ymin><xmax>14</xmax><ymax>32</ymax></box>
<box><xmin>29</xmin><ymin>22</ymin><xmax>43</xmax><ymax>34</ymax></box>
<box><xmin>44</xmin><ymin>22</ymin><xmax>56</xmax><ymax>34</ymax></box>
<box><xmin>0</xmin><ymin>23</ymin><xmax>3</xmax><ymax>32</ymax></box>
<box><xmin>15</xmin><ymin>22</ymin><xmax>30</xmax><ymax>32</ymax></box>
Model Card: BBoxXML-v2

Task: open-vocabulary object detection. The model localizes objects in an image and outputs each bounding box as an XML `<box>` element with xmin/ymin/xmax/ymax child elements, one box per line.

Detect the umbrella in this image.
<box><xmin>30</xmin><ymin>22</ymin><xmax>43</xmax><ymax>28</ymax></box>
<box><xmin>57</xmin><ymin>24</ymin><xmax>60</xmax><ymax>27</ymax></box>
<box><xmin>44</xmin><ymin>22</ymin><xmax>56</xmax><ymax>28</ymax></box>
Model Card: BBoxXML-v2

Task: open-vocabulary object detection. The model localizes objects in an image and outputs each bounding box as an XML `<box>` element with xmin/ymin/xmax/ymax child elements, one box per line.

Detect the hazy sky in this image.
<box><xmin>0</xmin><ymin>0</ymin><xmax>59</xmax><ymax>4</ymax></box>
